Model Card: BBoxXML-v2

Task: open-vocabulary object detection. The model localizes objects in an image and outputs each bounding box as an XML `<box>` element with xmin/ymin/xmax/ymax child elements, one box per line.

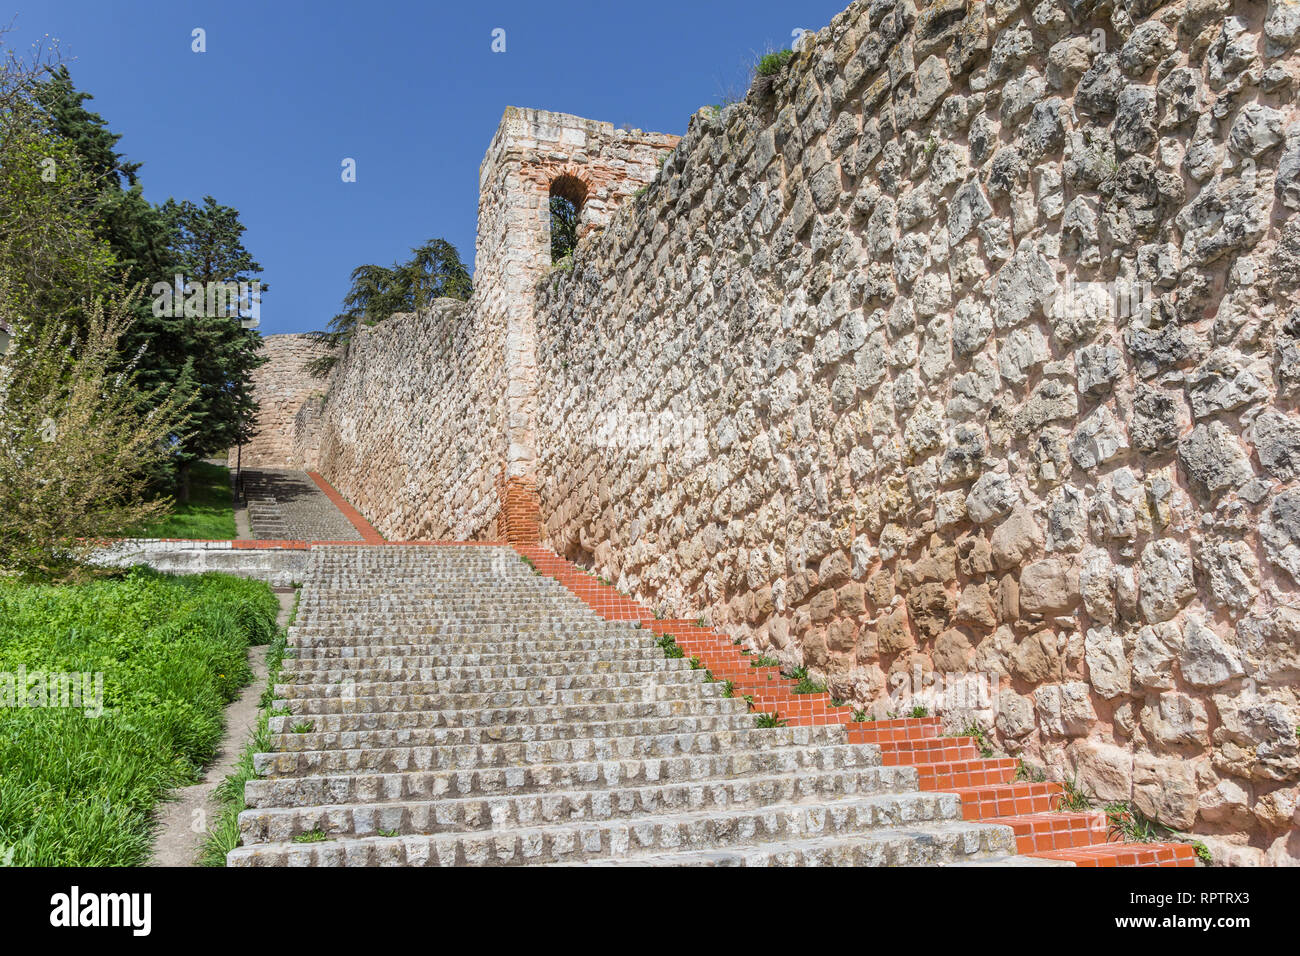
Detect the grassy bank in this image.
<box><xmin>0</xmin><ymin>567</ymin><xmax>278</xmax><ymax>865</ymax></box>
<box><xmin>132</xmin><ymin>461</ymin><xmax>236</xmax><ymax>539</ymax></box>
<box><xmin>200</xmin><ymin>588</ymin><xmax>296</xmax><ymax>866</ymax></box>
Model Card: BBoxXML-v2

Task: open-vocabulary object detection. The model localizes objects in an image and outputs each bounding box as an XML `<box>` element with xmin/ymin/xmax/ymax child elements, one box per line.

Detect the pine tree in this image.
<box><xmin>308</xmin><ymin>239</ymin><xmax>471</xmax><ymax>376</ymax></box>
<box><xmin>33</xmin><ymin>70</ymin><xmax>267</xmax><ymax>499</ymax></box>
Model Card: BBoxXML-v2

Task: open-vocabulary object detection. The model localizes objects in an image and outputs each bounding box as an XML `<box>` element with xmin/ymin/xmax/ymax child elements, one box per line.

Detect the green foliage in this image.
<box><xmin>753</xmin><ymin>712</ymin><xmax>787</xmax><ymax>728</ymax></box>
<box><xmin>688</xmin><ymin>657</ymin><xmax>702</xmax><ymax>670</ymax></box>
<box><xmin>130</xmin><ymin>461</ymin><xmax>235</xmax><ymax>539</ymax></box>
<box><xmin>852</xmin><ymin>709</ymin><xmax>872</xmax><ymax>722</ymax></box>
<box><xmin>29</xmin><ymin>68</ymin><xmax>268</xmax><ymax>488</ymax></box>
<box><xmin>750</xmin><ymin>655</ymin><xmax>780</xmax><ymax>668</ymax></box>
<box><xmin>307</xmin><ymin>239</ymin><xmax>472</xmax><ymax>376</ymax></box>
<box><xmin>1057</xmin><ymin>775</ymin><xmax>1094</xmax><ymax>812</ymax></box>
<box><xmin>951</xmin><ymin>720</ymin><xmax>994</xmax><ymax>758</ymax></box>
<box><xmin>0</xmin><ymin>291</ymin><xmax>193</xmax><ymax>574</ymax></box>
<box><xmin>655</xmin><ymin>633</ymin><xmax>685</xmax><ymax>659</ymax></box>
<box><xmin>1105</xmin><ymin>802</ymin><xmax>1158</xmax><ymax>843</ymax></box>
<box><xmin>550</xmin><ymin>195</ymin><xmax>579</xmax><ymax>263</ymax></box>
<box><xmin>721</xmin><ymin>679</ymin><xmax>735</xmax><ymax>698</ymax></box>
<box><xmin>786</xmin><ymin>666</ymin><xmax>827</xmax><ymax>695</ymax></box>
<box><xmin>200</xmin><ymin>596</ymin><xmax>293</xmax><ymax>866</ymax></box>
<box><xmin>0</xmin><ymin>568</ymin><xmax>278</xmax><ymax>865</ymax></box>
<box><xmin>1015</xmin><ymin>760</ymin><xmax>1047</xmax><ymax>783</ymax></box>
<box><xmin>292</xmin><ymin>829</ymin><xmax>328</xmax><ymax>844</ymax></box>
<box><xmin>755</xmin><ymin>48</ymin><xmax>794</xmax><ymax>76</ymax></box>
<box><xmin>908</xmin><ymin>705</ymin><xmax>929</xmax><ymax>718</ymax></box>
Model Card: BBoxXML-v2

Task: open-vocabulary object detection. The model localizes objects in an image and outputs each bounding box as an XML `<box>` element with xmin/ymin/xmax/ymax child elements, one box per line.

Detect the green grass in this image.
<box><xmin>199</xmin><ymin>590</ymin><xmax>296</xmax><ymax>866</ymax></box>
<box><xmin>131</xmin><ymin>461</ymin><xmax>236</xmax><ymax>539</ymax></box>
<box><xmin>0</xmin><ymin>567</ymin><xmax>278</xmax><ymax>866</ymax></box>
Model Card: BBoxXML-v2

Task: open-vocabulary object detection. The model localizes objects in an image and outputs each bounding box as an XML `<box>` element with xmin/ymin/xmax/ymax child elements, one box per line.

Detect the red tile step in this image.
<box><xmin>512</xmin><ymin>543</ymin><xmax>1198</xmax><ymax>868</ymax></box>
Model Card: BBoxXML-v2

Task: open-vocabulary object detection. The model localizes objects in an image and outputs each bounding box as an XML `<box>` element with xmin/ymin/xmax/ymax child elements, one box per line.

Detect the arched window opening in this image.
<box><xmin>549</xmin><ymin>175</ymin><xmax>587</xmax><ymax>263</ymax></box>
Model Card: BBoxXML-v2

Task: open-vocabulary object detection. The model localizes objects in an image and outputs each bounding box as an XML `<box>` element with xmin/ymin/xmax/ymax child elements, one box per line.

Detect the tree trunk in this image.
<box><xmin>177</xmin><ymin>461</ymin><xmax>191</xmax><ymax>505</ymax></box>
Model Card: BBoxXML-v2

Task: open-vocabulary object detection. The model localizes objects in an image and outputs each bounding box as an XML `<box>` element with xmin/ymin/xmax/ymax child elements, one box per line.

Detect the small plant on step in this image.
<box><xmin>852</xmin><ymin>708</ymin><xmax>872</xmax><ymax>722</ymax></box>
<box><xmin>751</xmin><ymin>655</ymin><xmax>780</xmax><ymax>668</ymax></box>
<box><xmin>743</xmin><ymin>694</ymin><xmax>754</xmax><ymax>707</ymax></box>
<box><xmin>377</xmin><ymin>828</ymin><xmax>399</xmax><ymax>838</ymax></box>
<box><xmin>1057</xmin><ymin>775</ymin><xmax>1094</xmax><ymax>812</ymax></box>
<box><xmin>656</xmin><ymin>635</ymin><xmax>684</xmax><ymax>659</ymax></box>
<box><xmin>754</xmin><ymin>712</ymin><xmax>787</xmax><ymax>728</ymax></box>
<box><xmin>702</xmin><ymin>669</ymin><xmax>715</xmax><ymax>683</ymax></box>
<box><xmin>291</xmin><ymin>721</ymin><xmax>314</xmax><ymax>734</ymax></box>
<box><xmin>908</xmin><ymin>705</ymin><xmax>929</xmax><ymax>719</ymax></box>
<box><xmin>950</xmin><ymin>721</ymin><xmax>994</xmax><ymax>758</ymax></box>
<box><xmin>1105</xmin><ymin>802</ymin><xmax>1157</xmax><ymax>844</ymax></box>
<box><xmin>1015</xmin><ymin>760</ymin><xmax>1048</xmax><ymax>784</ymax></box>
<box><xmin>1189</xmin><ymin>840</ymin><xmax>1213</xmax><ymax>866</ymax></box>
<box><xmin>721</xmin><ymin>679</ymin><xmax>735</xmax><ymax>698</ymax></box>
<box><xmin>831</xmin><ymin>697</ymin><xmax>844</xmax><ymax>707</ymax></box>
<box><xmin>696</xmin><ymin>617</ymin><xmax>706</xmax><ymax>627</ymax></box>
<box><xmin>786</xmin><ymin>666</ymin><xmax>827</xmax><ymax>695</ymax></box>
<box><xmin>688</xmin><ymin>657</ymin><xmax>702</xmax><ymax>670</ymax></box>
<box><xmin>292</xmin><ymin>829</ymin><xmax>329</xmax><ymax>843</ymax></box>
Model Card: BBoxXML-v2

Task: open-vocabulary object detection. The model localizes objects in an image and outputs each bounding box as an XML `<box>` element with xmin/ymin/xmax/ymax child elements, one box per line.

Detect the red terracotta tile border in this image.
<box><xmin>509</xmin><ymin>541</ymin><xmax>1201</xmax><ymax>869</ymax></box>
<box><xmin>305</xmin><ymin>471</ymin><xmax>385</xmax><ymax>543</ymax></box>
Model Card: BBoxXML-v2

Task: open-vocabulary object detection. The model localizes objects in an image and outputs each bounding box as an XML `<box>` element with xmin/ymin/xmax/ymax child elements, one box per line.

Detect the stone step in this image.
<box><xmin>279</xmin><ymin>647</ymin><xmax>680</xmax><ymax>668</ymax></box>
<box><xmin>286</xmin><ymin>634</ymin><xmax>657</xmax><ymax>651</ymax></box>
<box><xmin>563</xmin><ymin>821</ymin><xmax>1022</xmax><ymax>866</ymax></box>
<box><xmin>266</xmin><ymin>709</ymin><xmax>762</xmax><ymax>739</ymax></box>
<box><xmin>253</xmin><ymin>729</ymin><xmax>886</xmax><ymax>778</ymax></box>
<box><xmin>275</xmin><ymin>671</ymin><xmax>715</xmax><ymax>699</ymax></box>
<box><xmin>279</xmin><ymin>658</ymin><xmax>697</xmax><ymax>682</ymax></box>
<box><xmin>267</xmin><ymin>723</ymin><xmax>850</xmax><ymax>760</ymax></box>
<box><xmin>237</xmin><ymin>765</ymin><xmax>920</xmax><ymax>843</ymax></box>
<box><xmin>228</xmin><ymin>791</ymin><xmax>974</xmax><ymax>866</ymax></box>
<box><xmin>275</xmin><ymin>681</ymin><xmax>723</xmax><ymax>714</ymax></box>
<box><xmin>244</xmin><ymin>742</ymin><xmax>885</xmax><ymax>802</ymax></box>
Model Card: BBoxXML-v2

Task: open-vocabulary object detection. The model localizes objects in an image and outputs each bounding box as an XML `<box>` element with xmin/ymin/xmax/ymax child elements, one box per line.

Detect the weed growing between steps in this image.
<box><xmin>0</xmin><ymin>568</ymin><xmax>278</xmax><ymax>865</ymax></box>
<box><xmin>200</xmin><ymin>588</ymin><xmax>297</xmax><ymax>866</ymax></box>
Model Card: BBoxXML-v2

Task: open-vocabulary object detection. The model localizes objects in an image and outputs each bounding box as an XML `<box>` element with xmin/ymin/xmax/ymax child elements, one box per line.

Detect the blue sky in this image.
<box><xmin>12</xmin><ymin>0</ymin><xmax>849</xmax><ymax>334</ymax></box>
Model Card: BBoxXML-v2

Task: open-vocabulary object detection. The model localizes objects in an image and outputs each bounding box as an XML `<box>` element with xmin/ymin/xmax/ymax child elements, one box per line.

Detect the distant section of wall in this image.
<box><xmin>232</xmin><ymin>334</ymin><xmax>327</xmax><ymax>468</ymax></box>
<box><xmin>308</xmin><ymin>300</ymin><xmax>508</xmax><ymax>540</ymax></box>
<box><xmin>531</xmin><ymin>0</ymin><xmax>1300</xmax><ymax>863</ymax></box>
<box><xmin>294</xmin><ymin>108</ymin><xmax>677</xmax><ymax>543</ymax></box>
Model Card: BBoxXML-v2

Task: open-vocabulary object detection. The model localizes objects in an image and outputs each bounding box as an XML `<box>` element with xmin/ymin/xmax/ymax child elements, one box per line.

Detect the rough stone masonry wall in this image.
<box><xmin>230</xmin><ymin>334</ymin><xmax>328</xmax><ymax>468</ymax></box>
<box><xmin>310</xmin><ymin>299</ymin><xmax>510</xmax><ymax>540</ymax></box>
<box><xmin>534</xmin><ymin>0</ymin><xmax>1300</xmax><ymax>863</ymax></box>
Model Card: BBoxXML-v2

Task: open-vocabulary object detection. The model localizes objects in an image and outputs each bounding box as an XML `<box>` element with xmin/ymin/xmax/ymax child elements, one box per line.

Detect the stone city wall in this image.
<box><xmin>531</xmin><ymin>0</ymin><xmax>1300</xmax><ymax>863</ymax></box>
<box><xmin>230</xmin><ymin>333</ymin><xmax>327</xmax><ymax>469</ymax></box>
<box><xmin>247</xmin><ymin>0</ymin><xmax>1300</xmax><ymax>862</ymax></box>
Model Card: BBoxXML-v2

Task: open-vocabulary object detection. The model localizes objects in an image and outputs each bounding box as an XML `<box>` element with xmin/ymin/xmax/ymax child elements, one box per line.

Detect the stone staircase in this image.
<box><xmin>227</xmin><ymin>545</ymin><xmax>1040</xmax><ymax>866</ymax></box>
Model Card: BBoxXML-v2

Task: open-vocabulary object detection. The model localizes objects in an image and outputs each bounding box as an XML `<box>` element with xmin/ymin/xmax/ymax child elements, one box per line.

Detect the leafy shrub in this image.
<box><xmin>755</xmin><ymin>49</ymin><xmax>794</xmax><ymax>76</ymax></box>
